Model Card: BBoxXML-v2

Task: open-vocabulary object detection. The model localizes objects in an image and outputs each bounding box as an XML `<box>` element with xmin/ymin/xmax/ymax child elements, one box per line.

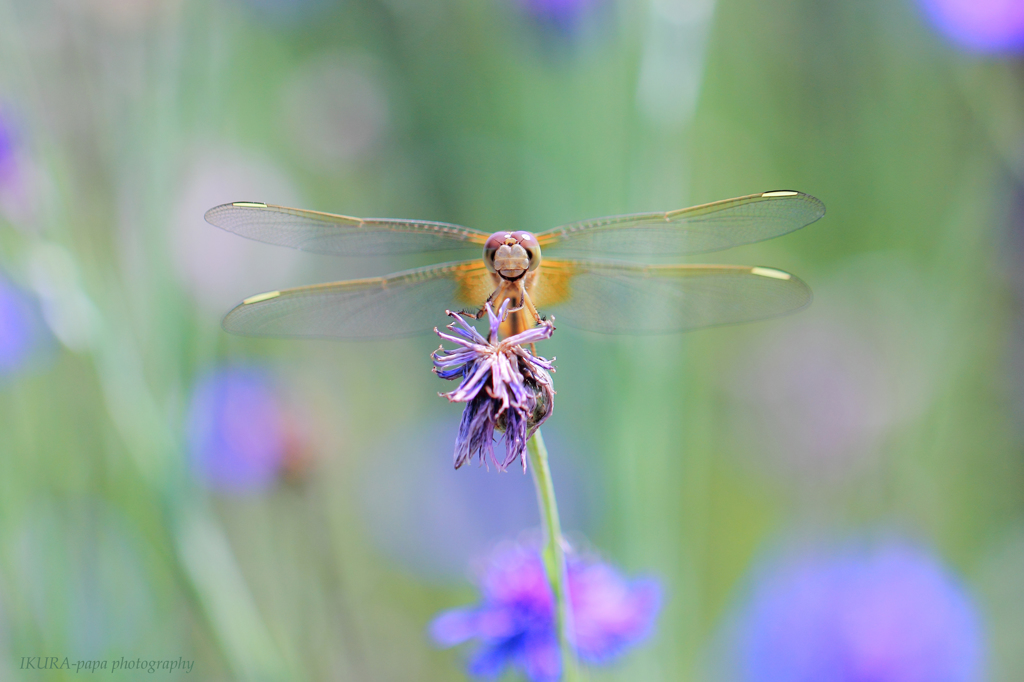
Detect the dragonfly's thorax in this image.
<box><xmin>488</xmin><ymin>271</ymin><xmax>541</xmax><ymax>338</ymax></box>
<box><xmin>483</xmin><ymin>230</ymin><xmax>542</xmax><ymax>280</ymax></box>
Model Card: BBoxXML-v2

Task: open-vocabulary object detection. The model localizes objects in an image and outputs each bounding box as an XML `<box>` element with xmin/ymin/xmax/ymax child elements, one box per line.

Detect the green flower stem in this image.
<box><xmin>527</xmin><ymin>428</ymin><xmax>579</xmax><ymax>682</ymax></box>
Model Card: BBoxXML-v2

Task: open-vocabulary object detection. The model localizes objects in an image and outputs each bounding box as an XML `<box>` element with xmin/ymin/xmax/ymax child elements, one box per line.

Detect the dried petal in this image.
<box><xmin>432</xmin><ymin>302</ymin><xmax>556</xmax><ymax>471</ymax></box>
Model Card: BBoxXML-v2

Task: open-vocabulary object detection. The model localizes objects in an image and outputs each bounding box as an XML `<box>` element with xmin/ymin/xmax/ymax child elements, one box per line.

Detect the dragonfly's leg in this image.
<box><xmin>461</xmin><ymin>290</ymin><xmax>498</xmax><ymax>319</ymax></box>
<box><xmin>521</xmin><ymin>293</ymin><xmax>544</xmax><ymax>355</ymax></box>
<box><xmin>523</xmin><ymin>291</ymin><xmax>542</xmax><ymax>325</ymax></box>
<box><xmin>506</xmin><ymin>282</ymin><xmax>531</xmax><ymax>314</ymax></box>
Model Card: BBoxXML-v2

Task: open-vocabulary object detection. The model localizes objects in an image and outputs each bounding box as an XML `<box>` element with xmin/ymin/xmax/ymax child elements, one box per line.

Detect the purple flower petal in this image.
<box><xmin>430</xmin><ymin>543</ymin><xmax>661</xmax><ymax>681</ymax></box>
<box><xmin>468</xmin><ymin>642</ymin><xmax>512</xmax><ymax>678</ymax></box>
<box><xmin>522</xmin><ymin>633</ymin><xmax>561</xmax><ymax>682</ymax></box>
<box><xmin>430</xmin><ymin>608</ymin><xmax>480</xmax><ymax>646</ymax></box>
<box><xmin>572</xmin><ymin>569</ymin><xmax>661</xmax><ymax>662</ymax></box>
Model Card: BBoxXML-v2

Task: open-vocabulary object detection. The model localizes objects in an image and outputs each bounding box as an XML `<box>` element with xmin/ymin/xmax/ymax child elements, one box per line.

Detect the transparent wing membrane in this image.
<box><xmin>537</xmin><ymin>191</ymin><xmax>825</xmax><ymax>258</ymax></box>
<box><xmin>211</xmin><ymin>191</ymin><xmax>823</xmax><ymax>338</ymax></box>
<box><xmin>205</xmin><ymin>202</ymin><xmax>488</xmax><ymax>256</ymax></box>
<box><xmin>531</xmin><ymin>259</ymin><xmax>811</xmax><ymax>334</ymax></box>
<box><xmin>225</xmin><ymin>259</ymin><xmax>810</xmax><ymax>339</ymax></box>
<box><xmin>222</xmin><ymin>261</ymin><xmax>493</xmax><ymax>339</ymax></box>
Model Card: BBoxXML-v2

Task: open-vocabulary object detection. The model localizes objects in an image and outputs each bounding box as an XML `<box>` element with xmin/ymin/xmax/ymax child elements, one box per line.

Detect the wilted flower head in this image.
<box><xmin>735</xmin><ymin>542</ymin><xmax>982</xmax><ymax>682</ymax></box>
<box><xmin>433</xmin><ymin>301</ymin><xmax>555</xmax><ymax>471</ymax></box>
<box><xmin>430</xmin><ymin>543</ymin><xmax>660</xmax><ymax>681</ymax></box>
<box><xmin>186</xmin><ymin>366</ymin><xmax>288</xmax><ymax>493</ymax></box>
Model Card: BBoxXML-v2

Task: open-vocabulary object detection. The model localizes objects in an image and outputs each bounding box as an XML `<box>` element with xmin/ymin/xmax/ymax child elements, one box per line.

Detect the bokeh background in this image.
<box><xmin>2</xmin><ymin>0</ymin><xmax>1023</xmax><ymax>680</ymax></box>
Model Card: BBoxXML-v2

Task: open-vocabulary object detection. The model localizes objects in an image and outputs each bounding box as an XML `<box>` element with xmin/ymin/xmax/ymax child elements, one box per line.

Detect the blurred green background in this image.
<box><xmin>1</xmin><ymin>0</ymin><xmax>1023</xmax><ymax>680</ymax></box>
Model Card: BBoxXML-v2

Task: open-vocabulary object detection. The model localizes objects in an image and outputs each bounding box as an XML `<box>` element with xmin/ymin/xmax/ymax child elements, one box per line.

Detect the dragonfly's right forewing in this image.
<box><xmin>205</xmin><ymin>202</ymin><xmax>489</xmax><ymax>257</ymax></box>
<box><xmin>222</xmin><ymin>261</ymin><xmax>493</xmax><ymax>339</ymax></box>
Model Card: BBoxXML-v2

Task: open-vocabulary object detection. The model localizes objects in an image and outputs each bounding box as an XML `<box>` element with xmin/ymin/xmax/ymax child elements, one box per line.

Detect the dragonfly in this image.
<box><xmin>204</xmin><ymin>190</ymin><xmax>824</xmax><ymax>339</ymax></box>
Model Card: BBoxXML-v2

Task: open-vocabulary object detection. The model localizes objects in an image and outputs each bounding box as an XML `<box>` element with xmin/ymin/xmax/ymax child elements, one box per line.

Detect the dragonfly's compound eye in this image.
<box><xmin>512</xmin><ymin>231</ymin><xmax>542</xmax><ymax>271</ymax></box>
<box><xmin>483</xmin><ymin>232</ymin><xmax>508</xmax><ymax>273</ymax></box>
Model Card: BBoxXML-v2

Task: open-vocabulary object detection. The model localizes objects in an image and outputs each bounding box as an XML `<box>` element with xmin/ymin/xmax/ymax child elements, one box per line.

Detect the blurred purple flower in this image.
<box><xmin>0</xmin><ymin>111</ymin><xmax>14</xmax><ymax>180</ymax></box>
<box><xmin>433</xmin><ymin>301</ymin><xmax>555</xmax><ymax>471</ymax></box>
<box><xmin>516</xmin><ymin>0</ymin><xmax>602</xmax><ymax>33</ymax></box>
<box><xmin>186</xmin><ymin>367</ymin><xmax>287</xmax><ymax>493</ymax></box>
<box><xmin>0</xmin><ymin>278</ymin><xmax>48</xmax><ymax>377</ymax></box>
<box><xmin>0</xmin><ymin>107</ymin><xmax>32</xmax><ymax>223</ymax></box>
<box><xmin>431</xmin><ymin>544</ymin><xmax>660</xmax><ymax>681</ymax></box>
<box><xmin>917</xmin><ymin>0</ymin><xmax>1024</xmax><ymax>54</ymax></box>
<box><xmin>737</xmin><ymin>543</ymin><xmax>982</xmax><ymax>682</ymax></box>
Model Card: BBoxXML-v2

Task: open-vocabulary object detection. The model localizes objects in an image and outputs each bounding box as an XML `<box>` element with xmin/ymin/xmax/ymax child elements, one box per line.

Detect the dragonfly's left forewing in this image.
<box><xmin>222</xmin><ymin>261</ymin><xmax>492</xmax><ymax>339</ymax></box>
<box><xmin>532</xmin><ymin>259</ymin><xmax>810</xmax><ymax>334</ymax></box>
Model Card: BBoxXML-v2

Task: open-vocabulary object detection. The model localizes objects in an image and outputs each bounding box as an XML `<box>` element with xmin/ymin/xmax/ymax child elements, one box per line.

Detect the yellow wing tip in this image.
<box><xmin>761</xmin><ymin>190</ymin><xmax>799</xmax><ymax>198</ymax></box>
<box><xmin>750</xmin><ymin>267</ymin><xmax>792</xmax><ymax>280</ymax></box>
<box><xmin>232</xmin><ymin>201</ymin><xmax>268</xmax><ymax>208</ymax></box>
<box><xmin>243</xmin><ymin>290</ymin><xmax>281</xmax><ymax>305</ymax></box>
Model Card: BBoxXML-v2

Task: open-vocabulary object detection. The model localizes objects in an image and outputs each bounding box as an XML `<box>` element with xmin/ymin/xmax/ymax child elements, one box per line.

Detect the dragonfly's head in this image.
<box><xmin>484</xmin><ymin>231</ymin><xmax>542</xmax><ymax>280</ymax></box>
